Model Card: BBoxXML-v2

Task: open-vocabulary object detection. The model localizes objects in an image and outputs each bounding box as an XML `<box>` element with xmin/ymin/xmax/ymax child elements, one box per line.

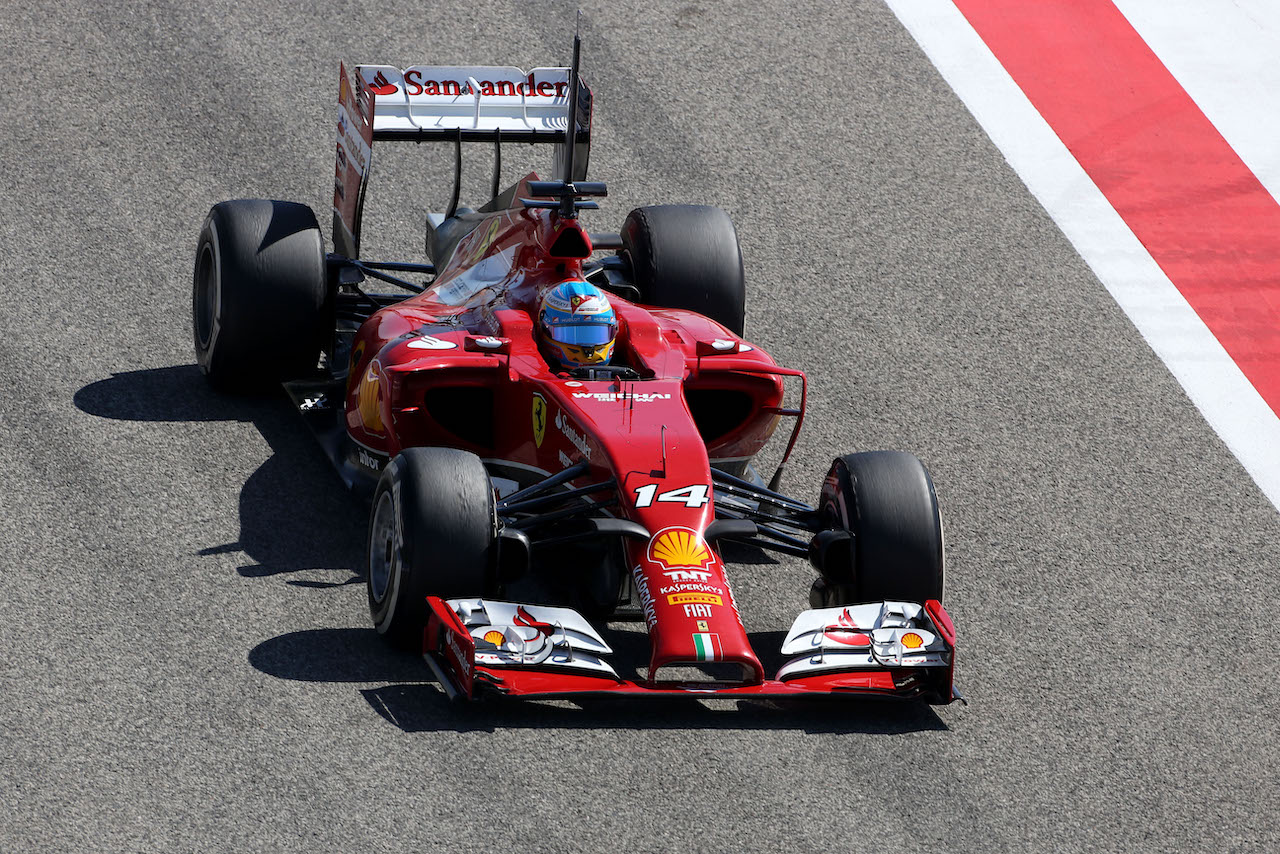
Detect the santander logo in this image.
<box><xmin>823</xmin><ymin>609</ymin><xmax>870</xmax><ymax>647</ymax></box>
<box><xmin>368</xmin><ymin>71</ymin><xmax>398</xmax><ymax>97</ymax></box>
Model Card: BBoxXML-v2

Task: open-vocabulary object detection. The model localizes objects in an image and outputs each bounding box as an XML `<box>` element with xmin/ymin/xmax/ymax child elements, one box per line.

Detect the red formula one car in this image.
<box><xmin>191</xmin><ymin>37</ymin><xmax>960</xmax><ymax>704</ymax></box>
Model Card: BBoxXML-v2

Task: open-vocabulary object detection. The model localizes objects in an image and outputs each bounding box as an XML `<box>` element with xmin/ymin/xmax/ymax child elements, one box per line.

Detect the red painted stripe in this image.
<box><xmin>953</xmin><ymin>0</ymin><xmax>1280</xmax><ymax>414</ymax></box>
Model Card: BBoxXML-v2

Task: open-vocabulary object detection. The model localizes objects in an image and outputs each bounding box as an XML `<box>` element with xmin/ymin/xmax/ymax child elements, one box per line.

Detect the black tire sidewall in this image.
<box><xmin>191</xmin><ymin>199</ymin><xmax>328</xmax><ymax>392</ymax></box>
<box><xmin>820</xmin><ymin>451</ymin><xmax>945</xmax><ymax>605</ymax></box>
<box><xmin>367</xmin><ymin>462</ymin><xmax>408</xmax><ymax>633</ymax></box>
<box><xmin>366</xmin><ymin>448</ymin><xmax>497</xmax><ymax>647</ymax></box>
<box><xmin>192</xmin><ymin>213</ymin><xmax>224</xmax><ymax>374</ymax></box>
<box><xmin>621</xmin><ymin>205</ymin><xmax>746</xmax><ymax>335</ymax></box>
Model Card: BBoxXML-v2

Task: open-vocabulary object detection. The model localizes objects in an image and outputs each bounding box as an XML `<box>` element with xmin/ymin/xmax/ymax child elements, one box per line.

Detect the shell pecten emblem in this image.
<box><xmin>647</xmin><ymin>527</ymin><xmax>713</xmax><ymax>570</ymax></box>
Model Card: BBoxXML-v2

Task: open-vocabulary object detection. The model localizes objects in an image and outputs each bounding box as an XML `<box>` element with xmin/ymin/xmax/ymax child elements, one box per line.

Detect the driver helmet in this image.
<box><xmin>538</xmin><ymin>280</ymin><xmax>618</xmax><ymax>368</ymax></box>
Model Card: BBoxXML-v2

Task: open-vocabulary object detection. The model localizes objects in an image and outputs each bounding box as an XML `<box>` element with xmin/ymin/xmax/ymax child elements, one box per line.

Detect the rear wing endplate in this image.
<box><xmin>333</xmin><ymin>62</ymin><xmax>375</xmax><ymax>258</ymax></box>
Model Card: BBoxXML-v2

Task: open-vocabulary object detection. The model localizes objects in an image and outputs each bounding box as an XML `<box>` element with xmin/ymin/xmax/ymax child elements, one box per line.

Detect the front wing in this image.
<box><xmin>423</xmin><ymin>597</ymin><xmax>961</xmax><ymax>705</ymax></box>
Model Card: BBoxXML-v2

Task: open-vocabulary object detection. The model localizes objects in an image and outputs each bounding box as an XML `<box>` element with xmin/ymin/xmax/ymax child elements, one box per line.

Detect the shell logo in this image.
<box><xmin>648</xmin><ymin>527</ymin><xmax>713</xmax><ymax>571</ymax></box>
<box><xmin>357</xmin><ymin>360</ymin><xmax>385</xmax><ymax>434</ymax></box>
<box><xmin>482</xmin><ymin>630</ymin><xmax>505</xmax><ymax>646</ymax></box>
<box><xmin>901</xmin><ymin>632</ymin><xmax>924</xmax><ymax>650</ymax></box>
<box><xmin>347</xmin><ymin>340</ymin><xmax>367</xmax><ymax>394</ymax></box>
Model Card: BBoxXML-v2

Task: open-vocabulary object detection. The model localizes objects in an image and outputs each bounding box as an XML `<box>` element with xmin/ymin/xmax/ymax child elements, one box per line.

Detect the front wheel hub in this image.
<box><xmin>369</xmin><ymin>490</ymin><xmax>398</xmax><ymax>601</ymax></box>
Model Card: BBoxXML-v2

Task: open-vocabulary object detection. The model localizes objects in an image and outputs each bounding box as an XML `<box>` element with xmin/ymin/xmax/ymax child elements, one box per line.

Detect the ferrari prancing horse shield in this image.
<box><xmin>532</xmin><ymin>393</ymin><xmax>547</xmax><ymax>448</ymax></box>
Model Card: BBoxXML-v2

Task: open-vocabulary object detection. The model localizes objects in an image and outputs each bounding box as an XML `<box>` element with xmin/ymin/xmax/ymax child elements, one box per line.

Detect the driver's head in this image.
<box><xmin>538</xmin><ymin>280</ymin><xmax>618</xmax><ymax>368</ymax></box>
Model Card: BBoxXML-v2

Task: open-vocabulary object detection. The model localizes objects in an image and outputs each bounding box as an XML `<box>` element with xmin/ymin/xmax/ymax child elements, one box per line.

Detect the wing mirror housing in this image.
<box><xmin>695</xmin><ymin>338</ymin><xmax>744</xmax><ymax>357</ymax></box>
<box><xmin>465</xmin><ymin>335</ymin><xmax>512</xmax><ymax>354</ymax></box>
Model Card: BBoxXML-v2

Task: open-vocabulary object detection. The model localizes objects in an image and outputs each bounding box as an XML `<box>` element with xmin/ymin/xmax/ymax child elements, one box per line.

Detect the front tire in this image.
<box><xmin>366</xmin><ymin>447</ymin><xmax>498</xmax><ymax>649</ymax></box>
<box><xmin>814</xmin><ymin>451</ymin><xmax>944</xmax><ymax>607</ymax></box>
<box><xmin>192</xmin><ymin>199</ymin><xmax>329</xmax><ymax>393</ymax></box>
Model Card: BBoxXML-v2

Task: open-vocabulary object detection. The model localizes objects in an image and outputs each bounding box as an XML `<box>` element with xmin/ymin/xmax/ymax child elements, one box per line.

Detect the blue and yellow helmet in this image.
<box><xmin>538</xmin><ymin>280</ymin><xmax>618</xmax><ymax>368</ymax></box>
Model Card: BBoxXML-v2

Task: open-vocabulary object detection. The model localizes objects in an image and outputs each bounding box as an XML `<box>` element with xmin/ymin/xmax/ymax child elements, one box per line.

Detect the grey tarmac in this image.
<box><xmin>1</xmin><ymin>1</ymin><xmax>1277</xmax><ymax>851</ymax></box>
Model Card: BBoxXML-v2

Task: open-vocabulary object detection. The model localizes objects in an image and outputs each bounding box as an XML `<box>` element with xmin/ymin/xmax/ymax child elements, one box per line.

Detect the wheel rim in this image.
<box><xmin>368</xmin><ymin>490</ymin><xmax>398</xmax><ymax>602</ymax></box>
<box><xmin>194</xmin><ymin>242</ymin><xmax>217</xmax><ymax>349</ymax></box>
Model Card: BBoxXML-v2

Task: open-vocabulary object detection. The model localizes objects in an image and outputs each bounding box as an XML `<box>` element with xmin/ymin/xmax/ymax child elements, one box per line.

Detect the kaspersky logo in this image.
<box><xmin>647</xmin><ymin>527</ymin><xmax>713</xmax><ymax>571</ymax></box>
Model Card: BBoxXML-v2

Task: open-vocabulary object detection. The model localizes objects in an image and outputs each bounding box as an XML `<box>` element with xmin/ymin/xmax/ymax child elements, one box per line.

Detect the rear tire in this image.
<box><xmin>192</xmin><ymin>199</ymin><xmax>329</xmax><ymax>393</ymax></box>
<box><xmin>815</xmin><ymin>451</ymin><xmax>944</xmax><ymax>606</ymax></box>
<box><xmin>620</xmin><ymin>205</ymin><xmax>746</xmax><ymax>335</ymax></box>
<box><xmin>366</xmin><ymin>447</ymin><xmax>498</xmax><ymax>649</ymax></box>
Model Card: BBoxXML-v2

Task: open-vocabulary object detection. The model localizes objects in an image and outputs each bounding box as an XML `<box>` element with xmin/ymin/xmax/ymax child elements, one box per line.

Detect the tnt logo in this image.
<box><xmin>662</xmin><ymin>569</ymin><xmax>711</xmax><ymax>583</ymax></box>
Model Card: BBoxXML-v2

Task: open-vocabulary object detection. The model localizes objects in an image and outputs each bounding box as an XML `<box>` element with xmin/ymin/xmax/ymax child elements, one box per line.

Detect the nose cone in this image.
<box><xmin>631</xmin><ymin>523</ymin><xmax>762</xmax><ymax>684</ymax></box>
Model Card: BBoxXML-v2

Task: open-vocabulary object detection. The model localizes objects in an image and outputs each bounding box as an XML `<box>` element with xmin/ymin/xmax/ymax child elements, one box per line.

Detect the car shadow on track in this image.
<box><xmin>77</xmin><ymin>365</ymin><xmax>951</xmax><ymax>734</ymax></box>
<box><xmin>74</xmin><ymin>364</ymin><xmax>366</xmax><ymax>585</ymax></box>
<box><xmin>248</xmin><ymin>627</ymin><xmax>951</xmax><ymax>734</ymax></box>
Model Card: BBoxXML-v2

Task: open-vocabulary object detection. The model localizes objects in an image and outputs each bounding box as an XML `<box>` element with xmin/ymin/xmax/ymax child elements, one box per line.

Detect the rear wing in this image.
<box><xmin>332</xmin><ymin>62</ymin><xmax>593</xmax><ymax>257</ymax></box>
<box><xmin>357</xmin><ymin>66</ymin><xmax>578</xmax><ymax>141</ymax></box>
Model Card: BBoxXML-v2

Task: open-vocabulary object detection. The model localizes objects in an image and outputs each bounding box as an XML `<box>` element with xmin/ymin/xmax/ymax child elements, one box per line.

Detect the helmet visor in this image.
<box><xmin>547</xmin><ymin>321</ymin><xmax>617</xmax><ymax>346</ymax></box>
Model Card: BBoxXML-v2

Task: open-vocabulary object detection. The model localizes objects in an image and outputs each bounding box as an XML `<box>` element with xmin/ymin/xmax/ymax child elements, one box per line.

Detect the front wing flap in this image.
<box><xmin>424</xmin><ymin>597</ymin><xmax>960</xmax><ymax>704</ymax></box>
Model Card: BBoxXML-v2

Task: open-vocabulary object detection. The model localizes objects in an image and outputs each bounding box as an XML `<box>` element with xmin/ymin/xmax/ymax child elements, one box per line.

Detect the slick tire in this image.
<box><xmin>620</xmin><ymin>205</ymin><xmax>746</xmax><ymax>335</ymax></box>
<box><xmin>366</xmin><ymin>447</ymin><xmax>498</xmax><ymax>650</ymax></box>
<box><xmin>817</xmin><ymin>451</ymin><xmax>944</xmax><ymax>606</ymax></box>
<box><xmin>192</xmin><ymin>199</ymin><xmax>329</xmax><ymax>393</ymax></box>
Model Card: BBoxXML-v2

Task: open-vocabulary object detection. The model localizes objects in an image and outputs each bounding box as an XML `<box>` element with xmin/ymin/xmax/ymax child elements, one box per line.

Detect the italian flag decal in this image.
<box><xmin>693</xmin><ymin>633</ymin><xmax>722</xmax><ymax>661</ymax></box>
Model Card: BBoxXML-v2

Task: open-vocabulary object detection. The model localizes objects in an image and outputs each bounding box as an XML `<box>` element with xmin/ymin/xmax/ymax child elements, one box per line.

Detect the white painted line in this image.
<box><xmin>883</xmin><ymin>0</ymin><xmax>1280</xmax><ymax>511</ymax></box>
<box><xmin>1115</xmin><ymin>0</ymin><xmax>1280</xmax><ymax>208</ymax></box>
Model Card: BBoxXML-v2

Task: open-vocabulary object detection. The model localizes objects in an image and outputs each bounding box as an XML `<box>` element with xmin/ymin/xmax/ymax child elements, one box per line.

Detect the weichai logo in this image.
<box><xmin>647</xmin><ymin>528</ymin><xmax>713</xmax><ymax>571</ymax></box>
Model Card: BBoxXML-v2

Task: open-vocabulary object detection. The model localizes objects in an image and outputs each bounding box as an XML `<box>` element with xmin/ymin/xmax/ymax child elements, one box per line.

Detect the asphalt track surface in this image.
<box><xmin>2</xmin><ymin>1</ymin><xmax>1278</xmax><ymax>851</ymax></box>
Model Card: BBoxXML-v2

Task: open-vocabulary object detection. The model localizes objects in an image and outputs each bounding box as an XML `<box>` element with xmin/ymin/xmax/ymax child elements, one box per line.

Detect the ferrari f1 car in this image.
<box><xmin>191</xmin><ymin>35</ymin><xmax>960</xmax><ymax>704</ymax></box>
